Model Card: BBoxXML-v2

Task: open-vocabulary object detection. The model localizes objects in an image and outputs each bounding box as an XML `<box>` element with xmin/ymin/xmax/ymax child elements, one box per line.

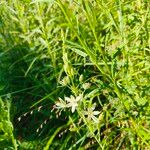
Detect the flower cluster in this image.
<box><xmin>55</xmin><ymin>93</ymin><xmax>100</xmax><ymax>124</ymax></box>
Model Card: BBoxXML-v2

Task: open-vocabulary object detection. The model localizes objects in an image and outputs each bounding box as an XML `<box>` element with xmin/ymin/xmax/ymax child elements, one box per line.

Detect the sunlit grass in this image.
<box><xmin>0</xmin><ymin>0</ymin><xmax>150</xmax><ymax>149</ymax></box>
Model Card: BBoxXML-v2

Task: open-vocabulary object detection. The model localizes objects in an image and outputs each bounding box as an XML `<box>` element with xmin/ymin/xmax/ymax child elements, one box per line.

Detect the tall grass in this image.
<box><xmin>0</xmin><ymin>0</ymin><xmax>150</xmax><ymax>149</ymax></box>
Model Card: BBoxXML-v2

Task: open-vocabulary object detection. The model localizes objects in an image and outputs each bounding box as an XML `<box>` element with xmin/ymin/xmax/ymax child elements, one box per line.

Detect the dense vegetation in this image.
<box><xmin>0</xmin><ymin>0</ymin><xmax>150</xmax><ymax>149</ymax></box>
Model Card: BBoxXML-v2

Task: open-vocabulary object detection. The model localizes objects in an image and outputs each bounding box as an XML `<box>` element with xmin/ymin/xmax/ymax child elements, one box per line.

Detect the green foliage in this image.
<box><xmin>0</xmin><ymin>0</ymin><xmax>150</xmax><ymax>149</ymax></box>
<box><xmin>0</xmin><ymin>97</ymin><xmax>17</xmax><ymax>149</ymax></box>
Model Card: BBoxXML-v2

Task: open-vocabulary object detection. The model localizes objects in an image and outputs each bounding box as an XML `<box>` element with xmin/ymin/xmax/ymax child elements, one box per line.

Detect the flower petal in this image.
<box><xmin>72</xmin><ymin>106</ymin><xmax>76</xmax><ymax>113</ymax></box>
<box><xmin>93</xmin><ymin>111</ymin><xmax>100</xmax><ymax>115</ymax></box>
<box><xmin>92</xmin><ymin>116</ymin><xmax>99</xmax><ymax>123</ymax></box>
<box><xmin>65</xmin><ymin>96</ymin><xmax>71</xmax><ymax>102</ymax></box>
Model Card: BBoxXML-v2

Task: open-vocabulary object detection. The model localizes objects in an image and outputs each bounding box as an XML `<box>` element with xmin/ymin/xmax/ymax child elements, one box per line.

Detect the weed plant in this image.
<box><xmin>0</xmin><ymin>0</ymin><xmax>150</xmax><ymax>149</ymax></box>
<box><xmin>0</xmin><ymin>97</ymin><xmax>17</xmax><ymax>149</ymax></box>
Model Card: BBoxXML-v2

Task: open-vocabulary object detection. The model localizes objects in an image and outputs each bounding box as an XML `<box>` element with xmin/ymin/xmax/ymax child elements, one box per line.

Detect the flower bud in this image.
<box><xmin>82</xmin><ymin>83</ymin><xmax>91</xmax><ymax>90</ymax></box>
<box><xmin>79</xmin><ymin>74</ymin><xmax>84</xmax><ymax>83</ymax></box>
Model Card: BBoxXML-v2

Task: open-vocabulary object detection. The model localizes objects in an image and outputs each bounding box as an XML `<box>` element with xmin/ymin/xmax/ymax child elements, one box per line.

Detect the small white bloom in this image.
<box><xmin>55</xmin><ymin>94</ymin><xmax>83</xmax><ymax>113</ymax></box>
<box><xmin>65</xmin><ymin>94</ymin><xmax>83</xmax><ymax>113</ymax></box>
<box><xmin>60</xmin><ymin>76</ymin><xmax>70</xmax><ymax>86</ymax></box>
<box><xmin>55</xmin><ymin>98</ymin><xmax>67</xmax><ymax>109</ymax></box>
<box><xmin>83</xmin><ymin>103</ymin><xmax>100</xmax><ymax>123</ymax></box>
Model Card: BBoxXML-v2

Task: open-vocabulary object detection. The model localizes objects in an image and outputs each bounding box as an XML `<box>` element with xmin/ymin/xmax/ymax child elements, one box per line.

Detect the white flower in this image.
<box><xmin>83</xmin><ymin>103</ymin><xmax>100</xmax><ymax>123</ymax></box>
<box><xmin>55</xmin><ymin>98</ymin><xmax>67</xmax><ymax>109</ymax></box>
<box><xmin>55</xmin><ymin>94</ymin><xmax>83</xmax><ymax>113</ymax></box>
<box><xmin>65</xmin><ymin>94</ymin><xmax>83</xmax><ymax>113</ymax></box>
